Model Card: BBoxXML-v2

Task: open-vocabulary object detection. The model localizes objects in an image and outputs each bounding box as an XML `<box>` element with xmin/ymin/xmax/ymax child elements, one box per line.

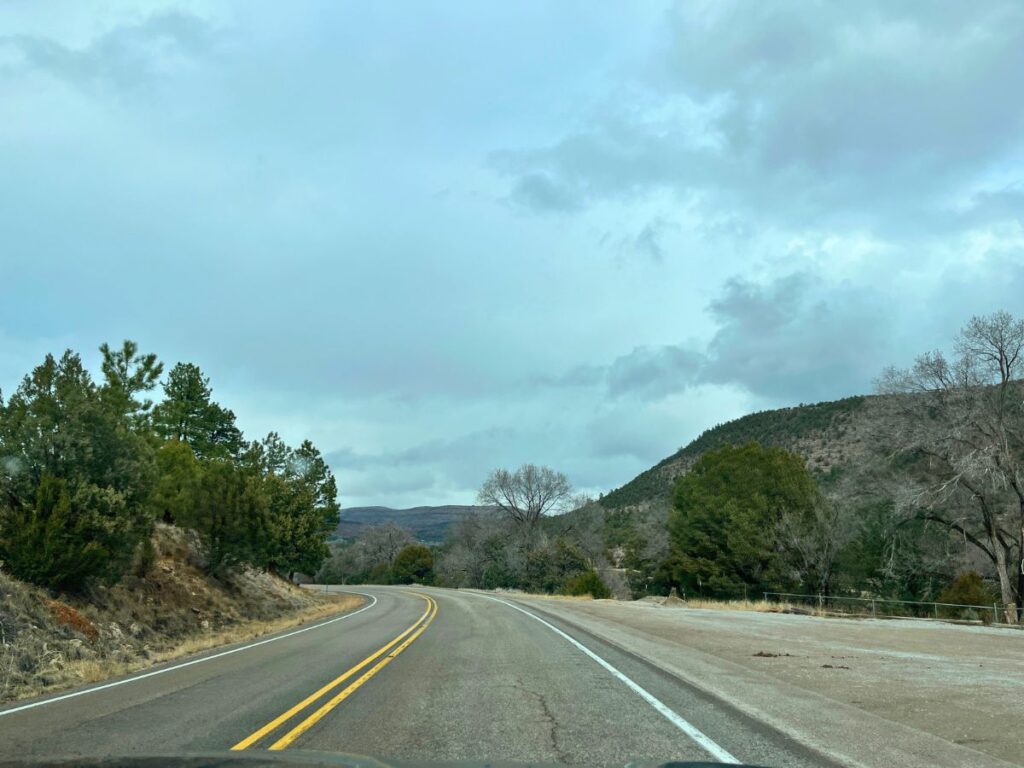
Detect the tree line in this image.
<box><xmin>319</xmin><ymin>311</ymin><xmax>1024</xmax><ymax>624</ymax></box>
<box><xmin>319</xmin><ymin>464</ymin><xmax>613</xmax><ymax>598</ymax></box>
<box><xmin>0</xmin><ymin>341</ymin><xmax>339</xmax><ymax>591</ymax></box>
<box><xmin>620</xmin><ymin>311</ymin><xmax>1024</xmax><ymax>623</ymax></box>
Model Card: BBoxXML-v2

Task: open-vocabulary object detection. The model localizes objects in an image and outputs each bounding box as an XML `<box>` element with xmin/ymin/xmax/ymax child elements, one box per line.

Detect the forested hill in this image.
<box><xmin>600</xmin><ymin>395</ymin><xmax>872</xmax><ymax>511</ymax></box>
<box><xmin>336</xmin><ymin>505</ymin><xmax>495</xmax><ymax>542</ymax></box>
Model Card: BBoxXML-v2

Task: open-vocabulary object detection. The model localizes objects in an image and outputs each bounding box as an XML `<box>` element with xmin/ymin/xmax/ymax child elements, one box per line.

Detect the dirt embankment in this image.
<box><xmin>0</xmin><ymin>524</ymin><xmax>361</xmax><ymax>703</ymax></box>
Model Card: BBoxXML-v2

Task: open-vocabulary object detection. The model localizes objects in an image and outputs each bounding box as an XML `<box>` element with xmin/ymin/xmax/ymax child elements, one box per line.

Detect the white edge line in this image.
<box><xmin>473</xmin><ymin>593</ymin><xmax>740</xmax><ymax>765</ymax></box>
<box><xmin>0</xmin><ymin>590</ymin><xmax>377</xmax><ymax>718</ymax></box>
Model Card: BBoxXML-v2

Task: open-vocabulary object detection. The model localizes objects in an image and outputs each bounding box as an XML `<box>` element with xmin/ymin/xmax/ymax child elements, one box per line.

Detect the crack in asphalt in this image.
<box><xmin>512</xmin><ymin>676</ymin><xmax>571</xmax><ymax>764</ymax></box>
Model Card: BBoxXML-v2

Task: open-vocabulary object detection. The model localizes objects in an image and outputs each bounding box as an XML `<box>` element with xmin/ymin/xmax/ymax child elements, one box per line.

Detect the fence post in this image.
<box><xmin>933</xmin><ymin>602</ymin><xmax>938</xmax><ymax>619</ymax></box>
<box><xmin>994</xmin><ymin>602</ymin><xmax>1000</xmax><ymax>625</ymax></box>
<box><xmin>763</xmin><ymin>592</ymin><xmax>768</xmax><ymax>603</ymax></box>
<box><xmin>871</xmin><ymin>599</ymin><xmax>876</xmax><ymax>617</ymax></box>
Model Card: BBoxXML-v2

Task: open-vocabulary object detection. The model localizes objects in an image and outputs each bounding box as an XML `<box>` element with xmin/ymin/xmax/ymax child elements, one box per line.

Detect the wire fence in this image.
<box><xmin>762</xmin><ymin>591</ymin><xmax>1010</xmax><ymax>624</ymax></box>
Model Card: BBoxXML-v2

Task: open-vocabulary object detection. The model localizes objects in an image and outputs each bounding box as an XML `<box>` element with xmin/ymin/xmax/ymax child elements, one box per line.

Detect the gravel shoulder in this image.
<box><xmin>514</xmin><ymin>596</ymin><xmax>1023</xmax><ymax>768</ymax></box>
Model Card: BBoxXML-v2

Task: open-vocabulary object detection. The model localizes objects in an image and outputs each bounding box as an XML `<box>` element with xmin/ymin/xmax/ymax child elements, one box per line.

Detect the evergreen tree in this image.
<box><xmin>0</xmin><ymin>346</ymin><xmax>340</xmax><ymax>587</ymax></box>
<box><xmin>180</xmin><ymin>460</ymin><xmax>268</xmax><ymax>575</ymax></box>
<box><xmin>152</xmin><ymin>363</ymin><xmax>243</xmax><ymax>459</ymax></box>
<box><xmin>667</xmin><ymin>443</ymin><xmax>818</xmax><ymax>598</ymax></box>
<box><xmin>148</xmin><ymin>440</ymin><xmax>202</xmax><ymax>525</ymax></box>
<box><xmin>98</xmin><ymin>340</ymin><xmax>163</xmax><ymax>426</ymax></box>
<box><xmin>0</xmin><ymin>476</ymin><xmax>110</xmax><ymax>591</ymax></box>
<box><xmin>0</xmin><ymin>351</ymin><xmax>155</xmax><ymax>589</ymax></box>
<box><xmin>246</xmin><ymin>433</ymin><xmax>341</xmax><ymax>578</ymax></box>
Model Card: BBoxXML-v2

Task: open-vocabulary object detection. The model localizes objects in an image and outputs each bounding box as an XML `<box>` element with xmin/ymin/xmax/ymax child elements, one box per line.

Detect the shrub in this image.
<box><xmin>0</xmin><ymin>476</ymin><xmax>133</xmax><ymax>591</ymax></box>
<box><xmin>563</xmin><ymin>569</ymin><xmax>611</xmax><ymax>599</ymax></box>
<box><xmin>391</xmin><ymin>544</ymin><xmax>434</xmax><ymax>584</ymax></box>
<box><xmin>938</xmin><ymin>571</ymin><xmax>997</xmax><ymax>620</ymax></box>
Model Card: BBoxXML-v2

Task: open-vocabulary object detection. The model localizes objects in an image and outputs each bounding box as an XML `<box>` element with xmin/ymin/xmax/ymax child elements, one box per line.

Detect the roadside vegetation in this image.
<box><xmin>0</xmin><ymin>525</ymin><xmax>360</xmax><ymax>703</ymax></box>
<box><xmin>0</xmin><ymin>341</ymin><xmax>348</xmax><ymax>699</ymax></box>
<box><xmin>0</xmin><ymin>341</ymin><xmax>340</xmax><ymax>591</ymax></box>
<box><xmin>319</xmin><ymin>465</ymin><xmax>617</xmax><ymax>598</ymax></box>
<box><xmin>321</xmin><ymin>311</ymin><xmax>1024</xmax><ymax>625</ymax></box>
<box><xmin>586</xmin><ymin>312</ymin><xmax>1023</xmax><ymax>624</ymax></box>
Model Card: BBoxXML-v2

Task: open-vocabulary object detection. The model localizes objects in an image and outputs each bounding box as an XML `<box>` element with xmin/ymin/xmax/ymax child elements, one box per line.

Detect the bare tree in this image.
<box><xmin>358</xmin><ymin>523</ymin><xmax>414</xmax><ymax>568</ymax></box>
<box><xmin>316</xmin><ymin>522</ymin><xmax>416</xmax><ymax>584</ymax></box>
<box><xmin>778</xmin><ymin>493</ymin><xmax>858</xmax><ymax>597</ymax></box>
<box><xmin>876</xmin><ymin>311</ymin><xmax>1024</xmax><ymax>622</ymax></box>
<box><xmin>477</xmin><ymin>464</ymin><xmax>572</xmax><ymax>529</ymax></box>
<box><xmin>435</xmin><ymin>513</ymin><xmax>509</xmax><ymax>587</ymax></box>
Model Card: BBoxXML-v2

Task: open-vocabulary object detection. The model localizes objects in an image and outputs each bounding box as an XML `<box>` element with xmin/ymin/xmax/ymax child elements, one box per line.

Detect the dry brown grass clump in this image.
<box><xmin>636</xmin><ymin>595</ymin><xmax>826</xmax><ymax>616</ymax></box>
<box><xmin>47</xmin><ymin>600</ymin><xmax>99</xmax><ymax>642</ymax></box>
<box><xmin>683</xmin><ymin>597</ymin><xmax>800</xmax><ymax>612</ymax></box>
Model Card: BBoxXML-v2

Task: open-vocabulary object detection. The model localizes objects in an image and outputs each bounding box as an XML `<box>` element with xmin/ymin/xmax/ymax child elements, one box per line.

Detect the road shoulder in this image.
<box><xmin>511</xmin><ymin>596</ymin><xmax>1020</xmax><ymax>768</ymax></box>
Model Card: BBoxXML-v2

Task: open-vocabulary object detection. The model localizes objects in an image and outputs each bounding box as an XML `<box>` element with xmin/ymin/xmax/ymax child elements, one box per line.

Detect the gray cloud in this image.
<box><xmin>540</xmin><ymin>271</ymin><xmax>899</xmax><ymax>405</ymax></box>
<box><xmin>1</xmin><ymin>12</ymin><xmax>215</xmax><ymax>91</ymax></box>
<box><xmin>699</xmin><ymin>273</ymin><xmax>894</xmax><ymax>401</ymax></box>
<box><xmin>507</xmin><ymin>172</ymin><xmax>582</xmax><ymax>214</ymax></box>
<box><xmin>607</xmin><ymin>344</ymin><xmax>703</xmax><ymax>400</ymax></box>
<box><xmin>633</xmin><ymin>217</ymin><xmax>674</xmax><ymax>262</ymax></box>
<box><xmin>602</xmin><ymin>216</ymin><xmax>683</xmax><ymax>263</ymax></box>
<box><xmin>494</xmin><ymin>1</ymin><xmax>1024</xmax><ymax>234</ymax></box>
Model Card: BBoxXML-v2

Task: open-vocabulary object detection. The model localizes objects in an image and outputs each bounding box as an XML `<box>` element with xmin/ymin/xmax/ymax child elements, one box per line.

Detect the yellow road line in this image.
<box><xmin>267</xmin><ymin>595</ymin><xmax>438</xmax><ymax>750</ymax></box>
<box><xmin>231</xmin><ymin>593</ymin><xmax>433</xmax><ymax>750</ymax></box>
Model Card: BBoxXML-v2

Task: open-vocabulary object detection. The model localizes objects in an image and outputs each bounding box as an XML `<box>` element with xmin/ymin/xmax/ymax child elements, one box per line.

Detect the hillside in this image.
<box><xmin>336</xmin><ymin>505</ymin><xmax>495</xmax><ymax>542</ymax></box>
<box><xmin>601</xmin><ymin>395</ymin><xmax>874</xmax><ymax>511</ymax></box>
<box><xmin>0</xmin><ymin>524</ymin><xmax>359</xmax><ymax>703</ymax></box>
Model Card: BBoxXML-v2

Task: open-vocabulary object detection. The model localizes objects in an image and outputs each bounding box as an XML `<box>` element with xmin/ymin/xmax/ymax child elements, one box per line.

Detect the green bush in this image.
<box><xmin>0</xmin><ymin>476</ymin><xmax>121</xmax><ymax>591</ymax></box>
<box><xmin>391</xmin><ymin>544</ymin><xmax>434</xmax><ymax>584</ymax></box>
<box><xmin>563</xmin><ymin>569</ymin><xmax>611</xmax><ymax>599</ymax></box>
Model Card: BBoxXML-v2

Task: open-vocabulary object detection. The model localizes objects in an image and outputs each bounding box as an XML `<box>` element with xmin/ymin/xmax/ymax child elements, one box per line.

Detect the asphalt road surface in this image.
<box><xmin>0</xmin><ymin>587</ymin><xmax>841</xmax><ymax>767</ymax></box>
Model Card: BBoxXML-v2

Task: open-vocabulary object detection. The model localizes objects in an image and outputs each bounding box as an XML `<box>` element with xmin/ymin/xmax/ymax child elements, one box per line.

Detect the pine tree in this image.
<box><xmin>152</xmin><ymin>363</ymin><xmax>243</xmax><ymax>459</ymax></box>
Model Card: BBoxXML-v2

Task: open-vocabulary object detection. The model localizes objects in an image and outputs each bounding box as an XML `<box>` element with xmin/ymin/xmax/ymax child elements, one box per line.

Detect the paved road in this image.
<box><xmin>0</xmin><ymin>587</ymin><xmax>838</xmax><ymax>767</ymax></box>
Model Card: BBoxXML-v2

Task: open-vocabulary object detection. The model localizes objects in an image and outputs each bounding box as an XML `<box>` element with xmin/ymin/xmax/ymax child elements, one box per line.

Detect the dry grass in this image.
<box><xmin>639</xmin><ymin>595</ymin><xmax>828</xmax><ymax>615</ymax></box>
<box><xmin>520</xmin><ymin>592</ymin><xmax>821</xmax><ymax>615</ymax></box>
<box><xmin>488</xmin><ymin>590</ymin><xmax>813</xmax><ymax>612</ymax></box>
<box><xmin>0</xmin><ymin>525</ymin><xmax>366</xmax><ymax>703</ymax></box>
<box><xmin>680</xmin><ymin>597</ymin><xmax>807</xmax><ymax>613</ymax></box>
<box><xmin>47</xmin><ymin>600</ymin><xmax>99</xmax><ymax>642</ymax></box>
<box><xmin>65</xmin><ymin>593</ymin><xmax>363</xmax><ymax>686</ymax></box>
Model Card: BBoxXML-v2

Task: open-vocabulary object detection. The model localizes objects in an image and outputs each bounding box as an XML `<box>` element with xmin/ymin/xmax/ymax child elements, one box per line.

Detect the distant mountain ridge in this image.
<box><xmin>600</xmin><ymin>395</ymin><xmax>874</xmax><ymax>512</ymax></box>
<box><xmin>336</xmin><ymin>504</ymin><xmax>494</xmax><ymax>543</ymax></box>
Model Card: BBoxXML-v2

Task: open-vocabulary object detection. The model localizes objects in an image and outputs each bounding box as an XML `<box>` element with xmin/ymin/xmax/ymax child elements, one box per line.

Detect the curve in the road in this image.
<box><xmin>0</xmin><ymin>591</ymin><xmax>379</xmax><ymax>720</ymax></box>
<box><xmin>230</xmin><ymin>592</ymin><xmax>436</xmax><ymax>751</ymax></box>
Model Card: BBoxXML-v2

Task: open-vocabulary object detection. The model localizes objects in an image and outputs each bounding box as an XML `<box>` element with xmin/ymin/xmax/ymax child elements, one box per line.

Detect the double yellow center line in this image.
<box><xmin>232</xmin><ymin>592</ymin><xmax>437</xmax><ymax>751</ymax></box>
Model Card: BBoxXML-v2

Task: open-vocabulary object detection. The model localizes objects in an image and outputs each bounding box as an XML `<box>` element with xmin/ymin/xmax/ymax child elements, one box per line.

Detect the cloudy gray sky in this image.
<box><xmin>2</xmin><ymin>1</ymin><xmax>1023</xmax><ymax>507</ymax></box>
